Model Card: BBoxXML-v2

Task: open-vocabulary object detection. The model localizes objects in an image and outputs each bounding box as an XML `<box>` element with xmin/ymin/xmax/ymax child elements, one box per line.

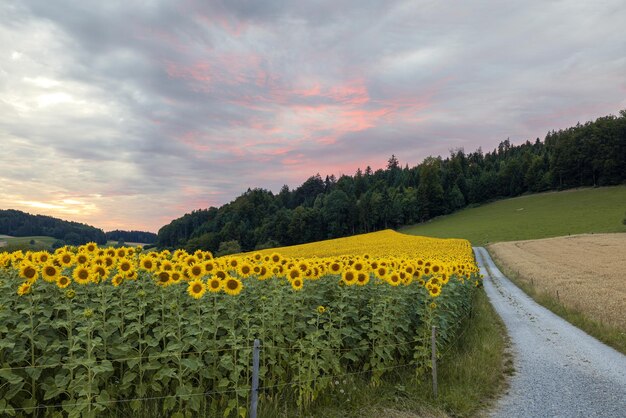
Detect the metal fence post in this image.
<box><xmin>250</xmin><ymin>339</ymin><xmax>261</xmax><ymax>418</ymax></box>
<box><xmin>431</xmin><ymin>326</ymin><xmax>438</xmax><ymax>398</ymax></box>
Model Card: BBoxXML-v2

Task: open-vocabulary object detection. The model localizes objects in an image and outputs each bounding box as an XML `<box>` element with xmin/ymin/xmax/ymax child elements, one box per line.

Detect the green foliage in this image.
<box><xmin>402</xmin><ymin>186</ymin><xmax>626</xmax><ymax>245</ymax></box>
<box><xmin>0</xmin><ymin>269</ymin><xmax>478</xmax><ymax>416</ymax></box>
<box><xmin>105</xmin><ymin>230</ymin><xmax>157</xmax><ymax>244</ymax></box>
<box><xmin>216</xmin><ymin>240</ymin><xmax>242</xmax><ymax>256</ymax></box>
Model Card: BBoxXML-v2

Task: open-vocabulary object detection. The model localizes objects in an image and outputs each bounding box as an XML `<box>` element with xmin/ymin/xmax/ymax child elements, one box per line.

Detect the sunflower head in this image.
<box><xmin>187</xmin><ymin>280</ymin><xmax>206</xmax><ymax>299</ymax></box>
<box><xmin>41</xmin><ymin>263</ymin><xmax>60</xmax><ymax>282</ymax></box>
<box><xmin>291</xmin><ymin>278</ymin><xmax>303</xmax><ymax>291</ymax></box>
<box><xmin>19</xmin><ymin>263</ymin><xmax>39</xmax><ymax>282</ymax></box>
<box><xmin>17</xmin><ymin>282</ymin><xmax>32</xmax><ymax>296</ymax></box>
<box><xmin>342</xmin><ymin>270</ymin><xmax>357</xmax><ymax>286</ymax></box>
<box><xmin>207</xmin><ymin>277</ymin><xmax>222</xmax><ymax>293</ymax></box>
<box><xmin>223</xmin><ymin>277</ymin><xmax>243</xmax><ymax>296</ymax></box>
<box><xmin>56</xmin><ymin>275</ymin><xmax>71</xmax><ymax>289</ymax></box>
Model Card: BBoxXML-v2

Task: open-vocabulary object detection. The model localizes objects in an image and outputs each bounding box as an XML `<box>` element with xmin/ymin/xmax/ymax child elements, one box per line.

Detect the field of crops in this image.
<box><xmin>0</xmin><ymin>230</ymin><xmax>480</xmax><ymax>417</ymax></box>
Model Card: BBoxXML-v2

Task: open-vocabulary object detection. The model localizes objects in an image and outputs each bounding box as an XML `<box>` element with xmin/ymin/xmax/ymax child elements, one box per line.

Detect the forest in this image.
<box><xmin>0</xmin><ymin>209</ymin><xmax>107</xmax><ymax>245</ymax></box>
<box><xmin>156</xmin><ymin>111</ymin><xmax>626</xmax><ymax>253</ymax></box>
<box><xmin>105</xmin><ymin>230</ymin><xmax>158</xmax><ymax>244</ymax></box>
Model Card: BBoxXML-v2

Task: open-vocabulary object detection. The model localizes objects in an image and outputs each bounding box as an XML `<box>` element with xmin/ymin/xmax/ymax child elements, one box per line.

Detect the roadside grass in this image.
<box><xmin>258</xmin><ymin>289</ymin><xmax>509</xmax><ymax>418</ymax></box>
<box><xmin>488</xmin><ymin>249</ymin><xmax>626</xmax><ymax>355</ymax></box>
<box><xmin>401</xmin><ymin>186</ymin><xmax>626</xmax><ymax>246</ymax></box>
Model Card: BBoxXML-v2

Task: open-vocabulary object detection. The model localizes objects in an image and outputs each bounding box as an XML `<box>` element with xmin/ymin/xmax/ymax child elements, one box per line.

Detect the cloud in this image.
<box><xmin>0</xmin><ymin>0</ymin><xmax>625</xmax><ymax>232</ymax></box>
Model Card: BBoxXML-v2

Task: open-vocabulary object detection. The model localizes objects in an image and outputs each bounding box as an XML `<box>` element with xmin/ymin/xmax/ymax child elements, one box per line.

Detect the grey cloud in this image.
<box><xmin>1</xmin><ymin>0</ymin><xmax>624</xmax><ymax>231</ymax></box>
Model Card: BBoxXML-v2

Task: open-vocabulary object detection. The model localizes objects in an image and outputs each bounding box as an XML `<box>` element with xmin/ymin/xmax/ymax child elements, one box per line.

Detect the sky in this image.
<box><xmin>1</xmin><ymin>1</ymin><xmax>625</xmax><ymax>233</ymax></box>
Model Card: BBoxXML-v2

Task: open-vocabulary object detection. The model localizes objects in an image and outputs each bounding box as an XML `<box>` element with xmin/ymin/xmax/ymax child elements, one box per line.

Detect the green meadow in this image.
<box><xmin>401</xmin><ymin>186</ymin><xmax>626</xmax><ymax>245</ymax></box>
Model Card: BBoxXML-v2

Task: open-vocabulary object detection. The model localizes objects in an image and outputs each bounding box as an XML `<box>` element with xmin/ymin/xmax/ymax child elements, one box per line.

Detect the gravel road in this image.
<box><xmin>473</xmin><ymin>246</ymin><xmax>626</xmax><ymax>418</ymax></box>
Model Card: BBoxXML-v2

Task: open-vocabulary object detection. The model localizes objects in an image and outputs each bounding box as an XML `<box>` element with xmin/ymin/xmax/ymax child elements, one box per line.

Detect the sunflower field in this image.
<box><xmin>0</xmin><ymin>230</ymin><xmax>480</xmax><ymax>417</ymax></box>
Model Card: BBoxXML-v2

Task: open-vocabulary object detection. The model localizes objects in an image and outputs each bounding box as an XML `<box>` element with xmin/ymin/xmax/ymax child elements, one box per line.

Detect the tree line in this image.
<box><xmin>157</xmin><ymin>111</ymin><xmax>626</xmax><ymax>253</ymax></box>
<box><xmin>0</xmin><ymin>209</ymin><xmax>107</xmax><ymax>246</ymax></box>
<box><xmin>105</xmin><ymin>230</ymin><xmax>157</xmax><ymax>244</ymax></box>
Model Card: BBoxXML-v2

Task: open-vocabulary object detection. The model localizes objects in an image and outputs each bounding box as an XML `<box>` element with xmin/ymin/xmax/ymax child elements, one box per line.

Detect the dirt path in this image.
<box><xmin>474</xmin><ymin>247</ymin><xmax>626</xmax><ymax>418</ymax></box>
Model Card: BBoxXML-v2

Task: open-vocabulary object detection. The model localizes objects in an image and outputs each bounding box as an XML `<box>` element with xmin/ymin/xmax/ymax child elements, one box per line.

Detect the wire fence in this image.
<box><xmin>0</xmin><ymin>307</ymin><xmax>473</xmax><ymax>416</ymax></box>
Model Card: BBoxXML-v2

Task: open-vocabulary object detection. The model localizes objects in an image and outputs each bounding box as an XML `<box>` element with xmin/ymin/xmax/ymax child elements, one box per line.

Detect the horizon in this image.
<box><xmin>1</xmin><ymin>1</ymin><xmax>625</xmax><ymax>232</ymax></box>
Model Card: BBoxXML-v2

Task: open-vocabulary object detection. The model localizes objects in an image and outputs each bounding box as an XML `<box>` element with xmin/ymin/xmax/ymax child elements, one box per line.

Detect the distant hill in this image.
<box><xmin>105</xmin><ymin>230</ymin><xmax>157</xmax><ymax>244</ymax></box>
<box><xmin>0</xmin><ymin>209</ymin><xmax>106</xmax><ymax>246</ymax></box>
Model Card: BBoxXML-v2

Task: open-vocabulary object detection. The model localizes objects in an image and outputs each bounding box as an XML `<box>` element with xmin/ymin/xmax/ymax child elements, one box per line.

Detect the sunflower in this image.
<box><xmin>356</xmin><ymin>272</ymin><xmax>369</xmax><ymax>286</ymax></box>
<box><xmin>287</xmin><ymin>267</ymin><xmax>301</xmax><ymax>282</ymax></box>
<box><xmin>291</xmin><ymin>277</ymin><xmax>303</xmax><ymax>291</ymax></box>
<box><xmin>37</xmin><ymin>252</ymin><xmax>51</xmax><ymax>264</ymax></box>
<box><xmin>76</xmin><ymin>253</ymin><xmax>89</xmax><ymax>265</ymax></box>
<box><xmin>387</xmin><ymin>273</ymin><xmax>401</xmax><ymax>286</ymax></box>
<box><xmin>19</xmin><ymin>263</ymin><xmax>39</xmax><ymax>282</ymax></box>
<box><xmin>52</xmin><ymin>275</ymin><xmax>70</xmax><ymax>289</ymax></box>
<box><xmin>238</xmin><ymin>262</ymin><xmax>253</xmax><ymax>278</ymax></box>
<box><xmin>57</xmin><ymin>252</ymin><xmax>75</xmax><ymax>267</ymax></box>
<box><xmin>215</xmin><ymin>269</ymin><xmax>227</xmax><ymax>281</ymax></box>
<box><xmin>117</xmin><ymin>258</ymin><xmax>133</xmax><ymax>273</ymax></box>
<box><xmin>187</xmin><ymin>264</ymin><xmax>204</xmax><ymax>280</ymax></box>
<box><xmin>41</xmin><ymin>263</ymin><xmax>61</xmax><ymax>282</ymax></box>
<box><xmin>17</xmin><ymin>282</ymin><xmax>32</xmax><ymax>296</ymax></box>
<box><xmin>171</xmin><ymin>271</ymin><xmax>182</xmax><ymax>283</ymax></box>
<box><xmin>329</xmin><ymin>261</ymin><xmax>342</xmax><ymax>274</ymax></box>
<box><xmin>223</xmin><ymin>277</ymin><xmax>243</xmax><ymax>296</ymax></box>
<box><xmin>160</xmin><ymin>260</ymin><xmax>174</xmax><ymax>271</ymax></box>
<box><xmin>73</xmin><ymin>266</ymin><xmax>91</xmax><ymax>285</ymax></box>
<box><xmin>228</xmin><ymin>258</ymin><xmax>239</xmax><ymax>270</ymax></box>
<box><xmin>106</xmin><ymin>248</ymin><xmax>117</xmax><ymax>257</ymax></box>
<box><xmin>203</xmin><ymin>260</ymin><xmax>216</xmax><ymax>274</ymax></box>
<box><xmin>85</xmin><ymin>242</ymin><xmax>97</xmax><ymax>253</ymax></box>
<box><xmin>187</xmin><ymin>279</ymin><xmax>206</xmax><ymax>299</ymax></box>
<box><xmin>104</xmin><ymin>256</ymin><xmax>115</xmax><ymax>268</ymax></box>
<box><xmin>111</xmin><ymin>274</ymin><xmax>124</xmax><ymax>287</ymax></box>
<box><xmin>317</xmin><ymin>305</ymin><xmax>326</xmax><ymax>314</ymax></box>
<box><xmin>184</xmin><ymin>255</ymin><xmax>198</xmax><ymax>267</ymax></box>
<box><xmin>375</xmin><ymin>266</ymin><xmax>387</xmax><ymax>279</ymax></box>
<box><xmin>342</xmin><ymin>270</ymin><xmax>357</xmax><ymax>286</ymax></box>
<box><xmin>91</xmin><ymin>265</ymin><xmax>109</xmax><ymax>283</ymax></box>
<box><xmin>207</xmin><ymin>277</ymin><xmax>222</xmax><ymax>293</ymax></box>
<box><xmin>126</xmin><ymin>269</ymin><xmax>138</xmax><ymax>280</ymax></box>
<box><xmin>297</xmin><ymin>261</ymin><xmax>309</xmax><ymax>273</ymax></box>
<box><xmin>156</xmin><ymin>270</ymin><xmax>172</xmax><ymax>286</ymax></box>
<box><xmin>428</xmin><ymin>285</ymin><xmax>441</xmax><ymax>297</ymax></box>
<box><xmin>92</xmin><ymin>256</ymin><xmax>106</xmax><ymax>266</ymax></box>
<box><xmin>270</xmin><ymin>253</ymin><xmax>282</xmax><ymax>264</ymax></box>
<box><xmin>116</xmin><ymin>248</ymin><xmax>127</xmax><ymax>258</ymax></box>
<box><xmin>140</xmin><ymin>257</ymin><xmax>155</xmax><ymax>271</ymax></box>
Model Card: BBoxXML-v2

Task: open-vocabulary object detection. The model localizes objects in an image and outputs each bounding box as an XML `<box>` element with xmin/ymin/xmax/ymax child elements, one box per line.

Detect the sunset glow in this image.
<box><xmin>1</xmin><ymin>1</ymin><xmax>624</xmax><ymax>232</ymax></box>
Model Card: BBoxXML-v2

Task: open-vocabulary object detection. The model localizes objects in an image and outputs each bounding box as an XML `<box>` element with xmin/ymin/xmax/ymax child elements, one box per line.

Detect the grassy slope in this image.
<box><xmin>401</xmin><ymin>186</ymin><xmax>626</xmax><ymax>245</ymax></box>
<box><xmin>0</xmin><ymin>235</ymin><xmax>57</xmax><ymax>250</ymax></box>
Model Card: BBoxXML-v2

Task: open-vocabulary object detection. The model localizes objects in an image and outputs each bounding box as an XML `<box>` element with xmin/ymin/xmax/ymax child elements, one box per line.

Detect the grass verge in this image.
<box><xmin>259</xmin><ymin>289</ymin><xmax>509</xmax><ymax>418</ymax></box>
<box><xmin>488</xmin><ymin>249</ymin><xmax>626</xmax><ymax>354</ymax></box>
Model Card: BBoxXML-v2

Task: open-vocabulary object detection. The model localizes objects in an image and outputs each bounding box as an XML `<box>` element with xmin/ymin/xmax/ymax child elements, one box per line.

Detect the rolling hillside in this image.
<box><xmin>401</xmin><ymin>186</ymin><xmax>626</xmax><ymax>245</ymax></box>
